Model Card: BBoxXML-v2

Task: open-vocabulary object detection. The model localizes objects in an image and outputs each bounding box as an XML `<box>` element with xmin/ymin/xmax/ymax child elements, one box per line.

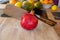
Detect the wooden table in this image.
<box><xmin>0</xmin><ymin>17</ymin><xmax>59</xmax><ymax>40</ymax></box>
<box><xmin>0</xmin><ymin>4</ymin><xmax>59</xmax><ymax>40</ymax></box>
<box><xmin>46</xmin><ymin>8</ymin><xmax>60</xmax><ymax>37</ymax></box>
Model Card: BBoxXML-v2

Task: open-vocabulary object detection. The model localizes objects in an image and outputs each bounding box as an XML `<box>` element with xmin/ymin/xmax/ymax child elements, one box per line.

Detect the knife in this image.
<box><xmin>35</xmin><ymin>14</ymin><xmax>57</xmax><ymax>26</ymax></box>
<box><xmin>30</xmin><ymin>10</ymin><xmax>57</xmax><ymax>26</ymax></box>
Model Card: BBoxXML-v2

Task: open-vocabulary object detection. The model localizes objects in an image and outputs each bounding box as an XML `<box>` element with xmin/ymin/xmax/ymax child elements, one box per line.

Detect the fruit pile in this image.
<box><xmin>10</xmin><ymin>0</ymin><xmax>58</xmax><ymax>11</ymax></box>
<box><xmin>10</xmin><ymin>0</ymin><xmax>42</xmax><ymax>11</ymax></box>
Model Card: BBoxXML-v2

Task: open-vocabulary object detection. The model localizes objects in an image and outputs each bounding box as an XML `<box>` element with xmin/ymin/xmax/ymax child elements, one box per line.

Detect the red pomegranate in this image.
<box><xmin>20</xmin><ymin>13</ymin><xmax>38</xmax><ymax>30</ymax></box>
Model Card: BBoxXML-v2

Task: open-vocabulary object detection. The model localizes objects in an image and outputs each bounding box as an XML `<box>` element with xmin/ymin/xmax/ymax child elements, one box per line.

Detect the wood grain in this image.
<box><xmin>0</xmin><ymin>17</ymin><xmax>59</xmax><ymax>40</ymax></box>
<box><xmin>46</xmin><ymin>8</ymin><xmax>60</xmax><ymax>37</ymax></box>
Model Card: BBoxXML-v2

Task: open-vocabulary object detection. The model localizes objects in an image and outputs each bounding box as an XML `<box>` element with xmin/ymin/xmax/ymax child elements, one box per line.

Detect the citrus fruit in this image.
<box><xmin>34</xmin><ymin>2</ymin><xmax>42</xmax><ymax>9</ymax></box>
<box><xmin>40</xmin><ymin>0</ymin><xmax>43</xmax><ymax>4</ymax></box>
<box><xmin>22</xmin><ymin>1</ymin><xmax>34</xmax><ymax>11</ymax></box>
<box><xmin>10</xmin><ymin>0</ymin><xmax>17</xmax><ymax>5</ymax></box>
<box><xmin>15</xmin><ymin>2</ymin><xmax>22</xmax><ymax>8</ymax></box>
<box><xmin>28</xmin><ymin>0</ymin><xmax>34</xmax><ymax>4</ymax></box>
<box><xmin>19</xmin><ymin>0</ymin><xmax>26</xmax><ymax>2</ymax></box>
<box><xmin>51</xmin><ymin>5</ymin><xmax>57</xmax><ymax>11</ymax></box>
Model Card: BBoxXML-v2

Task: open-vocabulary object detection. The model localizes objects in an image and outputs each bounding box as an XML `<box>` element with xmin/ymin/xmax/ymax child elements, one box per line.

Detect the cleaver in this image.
<box><xmin>3</xmin><ymin>4</ymin><xmax>57</xmax><ymax>26</ymax></box>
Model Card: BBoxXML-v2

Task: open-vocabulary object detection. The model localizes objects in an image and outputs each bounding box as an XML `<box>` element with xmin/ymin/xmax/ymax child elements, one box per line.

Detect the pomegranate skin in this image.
<box><xmin>20</xmin><ymin>13</ymin><xmax>38</xmax><ymax>30</ymax></box>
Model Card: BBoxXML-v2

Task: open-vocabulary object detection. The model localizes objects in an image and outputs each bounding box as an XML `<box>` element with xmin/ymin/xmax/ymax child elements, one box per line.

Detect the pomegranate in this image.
<box><xmin>20</xmin><ymin>13</ymin><xmax>38</xmax><ymax>30</ymax></box>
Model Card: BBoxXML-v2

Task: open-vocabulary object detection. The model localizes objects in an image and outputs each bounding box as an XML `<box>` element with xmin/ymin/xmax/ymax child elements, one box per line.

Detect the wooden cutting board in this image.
<box><xmin>4</xmin><ymin>4</ymin><xmax>28</xmax><ymax>19</ymax></box>
<box><xmin>0</xmin><ymin>17</ymin><xmax>59</xmax><ymax>40</ymax></box>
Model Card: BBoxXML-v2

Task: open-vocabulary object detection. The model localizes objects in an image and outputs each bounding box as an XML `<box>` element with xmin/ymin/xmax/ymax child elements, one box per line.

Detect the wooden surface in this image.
<box><xmin>46</xmin><ymin>8</ymin><xmax>60</xmax><ymax>37</ymax></box>
<box><xmin>0</xmin><ymin>17</ymin><xmax>59</xmax><ymax>40</ymax></box>
<box><xmin>4</xmin><ymin>4</ymin><xmax>27</xmax><ymax>19</ymax></box>
<box><xmin>0</xmin><ymin>4</ymin><xmax>59</xmax><ymax>40</ymax></box>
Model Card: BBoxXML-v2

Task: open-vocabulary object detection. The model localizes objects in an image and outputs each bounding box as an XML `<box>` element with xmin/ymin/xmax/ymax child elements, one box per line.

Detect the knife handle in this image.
<box><xmin>35</xmin><ymin>16</ymin><xmax>57</xmax><ymax>26</ymax></box>
<box><xmin>40</xmin><ymin>17</ymin><xmax>57</xmax><ymax>26</ymax></box>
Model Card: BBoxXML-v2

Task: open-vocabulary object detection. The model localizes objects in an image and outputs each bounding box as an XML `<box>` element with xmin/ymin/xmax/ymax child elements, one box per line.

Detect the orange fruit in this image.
<box><xmin>10</xmin><ymin>0</ymin><xmax>17</xmax><ymax>5</ymax></box>
<box><xmin>43</xmin><ymin>0</ymin><xmax>53</xmax><ymax>4</ymax></box>
<box><xmin>48</xmin><ymin>1</ymin><xmax>53</xmax><ymax>4</ymax></box>
<box><xmin>43</xmin><ymin>1</ymin><xmax>48</xmax><ymax>4</ymax></box>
